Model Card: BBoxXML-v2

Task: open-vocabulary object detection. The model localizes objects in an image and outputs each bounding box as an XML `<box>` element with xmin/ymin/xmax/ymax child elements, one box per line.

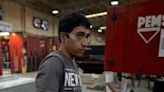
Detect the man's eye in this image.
<box><xmin>76</xmin><ymin>33</ymin><xmax>85</xmax><ymax>38</ymax></box>
<box><xmin>86</xmin><ymin>34</ymin><xmax>90</xmax><ymax>38</ymax></box>
<box><xmin>75</xmin><ymin>32</ymin><xmax>90</xmax><ymax>39</ymax></box>
<box><xmin>76</xmin><ymin>35</ymin><xmax>83</xmax><ymax>39</ymax></box>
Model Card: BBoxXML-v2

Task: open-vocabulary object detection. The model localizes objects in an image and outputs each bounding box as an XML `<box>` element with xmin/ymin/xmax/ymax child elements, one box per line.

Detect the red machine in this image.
<box><xmin>104</xmin><ymin>0</ymin><xmax>164</xmax><ymax>75</ymax></box>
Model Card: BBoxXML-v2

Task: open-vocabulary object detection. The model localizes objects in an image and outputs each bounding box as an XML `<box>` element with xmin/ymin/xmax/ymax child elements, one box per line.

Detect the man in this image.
<box><xmin>35</xmin><ymin>12</ymin><xmax>91</xmax><ymax>92</ymax></box>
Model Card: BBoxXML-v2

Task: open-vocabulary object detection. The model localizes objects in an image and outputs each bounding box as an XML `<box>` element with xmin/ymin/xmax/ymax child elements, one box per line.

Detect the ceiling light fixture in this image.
<box><xmin>90</xmin><ymin>25</ymin><xmax>93</xmax><ymax>28</ymax></box>
<box><xmin>85</xmin><ymin>12</ymin><xmax>107</xmax><ymax>18</ymax></box>
<box><xmin>52</xmin><ymin>9</ymin><xmax>59</xmax><ymax>14</ymax></box>
<box><xmin>0</xmin><ymin>32</ymin><xmax>10</xmax><ymax>36</ymax></box>
<box><xmin>100</xmin><ymin>26</ymin><xmax>107</xmax><ymax>30</ymax></box>
<box><xmin>111</xmin><ymin>0</ymin><xmax>119</xmax><ymax>5</ymax></box>
<box><xmin>98</xmin><ymin>29</ymin><xmax>103</xmax><ymax>33</ymax></box>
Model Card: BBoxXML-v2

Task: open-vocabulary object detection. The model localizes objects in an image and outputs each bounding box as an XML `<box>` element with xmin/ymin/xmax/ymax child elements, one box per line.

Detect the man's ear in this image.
<box><xmin>60</xmin><ymin>32</ymin><xmax>68</xmax><ymax>43</ymax></box>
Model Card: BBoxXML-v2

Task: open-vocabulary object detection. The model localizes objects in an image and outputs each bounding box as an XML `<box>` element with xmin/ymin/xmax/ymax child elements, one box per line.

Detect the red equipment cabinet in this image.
<box><xmin>104</xmin><ymin>0</ymin><xmax>164</xmax><ymax>75</ymax></box>
<box><xmin>0</xmin><ymin>40</ymin><xmax>2</xmax><ymax>75</ymax></box>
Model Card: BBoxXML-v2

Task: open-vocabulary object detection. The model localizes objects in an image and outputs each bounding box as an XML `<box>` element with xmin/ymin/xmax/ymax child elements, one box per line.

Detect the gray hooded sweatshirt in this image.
<box><xmin>35</xmin><ymin>51</ymin><xmax>82</xmax><ymax>92</ymax></box>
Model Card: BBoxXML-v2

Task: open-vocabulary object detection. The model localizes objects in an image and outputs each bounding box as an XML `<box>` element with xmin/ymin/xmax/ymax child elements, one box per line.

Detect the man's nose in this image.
<box><xmin>81</xmin><ymin>38</ymin><xmax>90</xmax><ymax>47</ymax></box>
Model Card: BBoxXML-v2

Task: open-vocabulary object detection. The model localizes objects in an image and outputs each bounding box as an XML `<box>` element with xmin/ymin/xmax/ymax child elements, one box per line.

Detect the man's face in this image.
<box><xmin>64</xmin><ymin>26</ymin><xmax>91</xmax><ymax>57</ymax></box>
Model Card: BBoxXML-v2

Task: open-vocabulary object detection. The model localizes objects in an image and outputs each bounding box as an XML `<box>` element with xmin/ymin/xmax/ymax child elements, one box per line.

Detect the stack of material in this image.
<box><xmin>0</xmin><ymin>75</ymin><xmax>18</xmax><ymax>82</ymax></box>
<box><xmin>81</xmin><ymin>73</ymin><xmax>105</xmax><ymax>91</ymax></box>
<box><xmin>0</xmin><ymin>75</ymin><xmax>35</xmax><ymax>92</ymax></box>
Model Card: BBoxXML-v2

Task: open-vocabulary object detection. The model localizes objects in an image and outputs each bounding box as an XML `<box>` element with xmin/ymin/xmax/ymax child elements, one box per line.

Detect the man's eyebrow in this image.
<box><xmin>76</xmin><ymin>32</ymin><xmax>90</xmax><ymax>34</ymax></box>
<box><xmin>76</xmin><ymin>32</ymin><xmax>85</xmax><ymax>34</ymax></box>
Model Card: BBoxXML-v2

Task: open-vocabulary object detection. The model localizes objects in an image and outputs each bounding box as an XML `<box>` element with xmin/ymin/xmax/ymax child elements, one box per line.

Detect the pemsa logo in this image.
<box><xmin>137</xmin><ymin>14</ymin><xmax>164</xmax><ymax>44</ymax></box>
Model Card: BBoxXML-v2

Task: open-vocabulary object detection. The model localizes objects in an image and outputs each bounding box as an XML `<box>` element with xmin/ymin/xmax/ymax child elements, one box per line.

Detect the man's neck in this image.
<box><xmin>58</xmin><ymin>46</ymin><xmax>74</xmax><ymax>61</ymax></box>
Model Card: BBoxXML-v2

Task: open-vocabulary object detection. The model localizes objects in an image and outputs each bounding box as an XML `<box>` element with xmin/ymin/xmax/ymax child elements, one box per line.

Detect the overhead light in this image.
<box><xmin>100</xmin><ymin>26</ymin><xmax>107</xmax><ymax>30</ymax></box>
<box><xmin>98</xmin><ymin>29</ymin><xmax>103</xmax><ymax>33</ymax></box>
<box><xmin>111</xmin><ymin>0</ymin><xmax>119</xmax><ymax>5</ymax></box>
<box><xmin>52</xmin><ymin>9</ymin><xmax>59</xmax><ymax>14</ymax></box>
<box><xmin>90</xmin><ymin>25</ymin><xmax>93</xmax><ymax>28</ymax></box>
<box><xmin>85</xmin><ymin>12</ymin><xmax>107</xmax><ymax>18</ymax></box>
<box><xmin>0</xmin><ymin>32</ymin><xmax>10</xmax><ymax>36</ymax></box>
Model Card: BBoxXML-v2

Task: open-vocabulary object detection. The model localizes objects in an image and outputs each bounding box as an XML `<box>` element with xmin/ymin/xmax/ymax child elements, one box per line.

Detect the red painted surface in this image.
<box><xmin>26</xmin><ymin>35</ymin><xmax>52</xmax><ymax>71</ymax></box>
<box><xmin>105</xmin><ymin>0</ymin><xmax>164</xmax><ymax>75</ymax></box>
<box><xmin>26</xmin><ymin>35</ymin><xmax>47</xmax><ymax>59</ymax></box>
<box><xmin>9</xmin><ymin>33</ymin><xmax>24</xmax><ymax>73</ymax></box>
<box><xmin>0</xmin><ymin>39</ymin><xmax>2</xmax><ymax>75</ymax></box>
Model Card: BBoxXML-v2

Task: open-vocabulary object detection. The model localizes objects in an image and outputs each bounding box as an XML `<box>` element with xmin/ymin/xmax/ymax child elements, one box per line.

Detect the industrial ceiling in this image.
<box><xmin>11</xmin><ymin>0</ymin><xmax>141</xmax><ymax>29</ymax></box>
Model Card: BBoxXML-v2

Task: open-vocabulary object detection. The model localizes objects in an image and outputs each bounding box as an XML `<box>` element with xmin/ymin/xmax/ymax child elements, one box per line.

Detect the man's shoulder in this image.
<box><xmin>47</xmin><ymin>50</ymin><xmax>61</xmax><ymax>56</ymax></box>
<box><xmin>40</xmin><ymin>50</ymin><xmax>64</xmax><ymax>65</ymax></box>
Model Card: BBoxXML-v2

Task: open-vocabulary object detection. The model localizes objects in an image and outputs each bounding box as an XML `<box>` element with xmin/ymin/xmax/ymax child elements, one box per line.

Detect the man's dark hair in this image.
<box><xmin>58</xmin><ymin>12</ymin><xmax>91</xmax><ymax>33</ymax></box>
